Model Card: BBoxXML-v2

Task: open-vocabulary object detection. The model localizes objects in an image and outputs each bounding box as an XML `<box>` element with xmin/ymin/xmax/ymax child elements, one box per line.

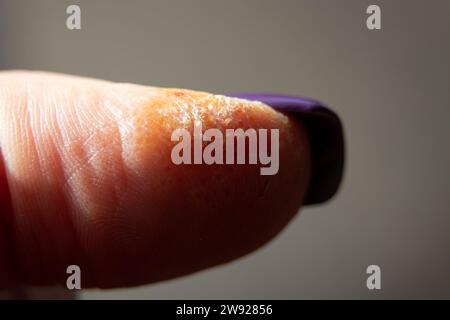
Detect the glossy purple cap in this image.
<box><xmin>229</xmin><ymin>93</ymin><xmax>344</xmax><ymax>205</ymax></box>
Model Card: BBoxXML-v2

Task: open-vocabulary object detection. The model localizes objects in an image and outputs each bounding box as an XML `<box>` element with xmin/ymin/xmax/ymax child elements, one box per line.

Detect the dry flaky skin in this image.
<box><xmin>0</xmin><ymin>71</ymin><xmax>310</xmax><ymax>289</ymax></box>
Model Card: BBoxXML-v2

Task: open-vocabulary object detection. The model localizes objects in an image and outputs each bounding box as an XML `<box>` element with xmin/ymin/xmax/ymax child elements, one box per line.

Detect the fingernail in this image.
<box><xmin>228</xmin><ymin>93</ymin><xmax>345</xmax><ymax>205</ymax></box>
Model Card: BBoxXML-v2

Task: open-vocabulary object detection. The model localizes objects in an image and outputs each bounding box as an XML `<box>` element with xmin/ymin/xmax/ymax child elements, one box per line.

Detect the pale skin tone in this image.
<box><xmin>0</xmin><ymin>71</ymin><xmax>311</xmax><ymax>289</ymax></box>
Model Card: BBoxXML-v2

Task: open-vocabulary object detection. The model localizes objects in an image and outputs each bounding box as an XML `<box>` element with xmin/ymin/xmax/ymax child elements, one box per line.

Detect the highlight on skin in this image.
<box><xmin>0</xmin><ymin>71</ymin><xmax>311</xmax><ymax>289</ymax></box>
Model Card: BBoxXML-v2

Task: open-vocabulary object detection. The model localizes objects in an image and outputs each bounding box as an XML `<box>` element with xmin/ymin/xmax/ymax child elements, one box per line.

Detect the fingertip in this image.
<box><xmin>0</xmin><ymin>73</ymin><xmax>312</xmax><ymax>289</ymax></box>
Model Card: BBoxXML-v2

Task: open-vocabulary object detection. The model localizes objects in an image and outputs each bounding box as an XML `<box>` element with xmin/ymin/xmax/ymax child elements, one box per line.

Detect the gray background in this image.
<box><xmin>0</xmin><ymin>0</ymin><xmax>449</xmax><ymax>299</ymax></box>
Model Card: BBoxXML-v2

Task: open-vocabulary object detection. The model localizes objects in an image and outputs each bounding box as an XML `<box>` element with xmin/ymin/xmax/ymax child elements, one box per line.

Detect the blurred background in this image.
<box><xmin>0</xmin><ymin>0</ymin><xmax>449</xmax><ymax>299</ymax></box>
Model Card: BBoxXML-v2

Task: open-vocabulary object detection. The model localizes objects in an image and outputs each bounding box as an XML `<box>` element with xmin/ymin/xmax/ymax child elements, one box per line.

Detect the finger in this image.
<box><xmin>0</xmin><ymin>71</ymin><xmax>310</xmax><ymax>289</ymax></box>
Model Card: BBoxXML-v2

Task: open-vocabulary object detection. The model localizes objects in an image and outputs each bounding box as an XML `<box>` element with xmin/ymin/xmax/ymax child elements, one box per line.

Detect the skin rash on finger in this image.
<box><xmin>0</xmin><ymin>71</ymin><xmax>311</xmax><ymax>289</ymax></box>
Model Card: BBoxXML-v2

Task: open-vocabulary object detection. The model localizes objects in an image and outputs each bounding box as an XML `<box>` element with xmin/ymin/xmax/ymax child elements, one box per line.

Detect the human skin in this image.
<box><xmin>0</xmin><ymin>71</ymin><xmax>311</xmax><ymax>289</ymax></box>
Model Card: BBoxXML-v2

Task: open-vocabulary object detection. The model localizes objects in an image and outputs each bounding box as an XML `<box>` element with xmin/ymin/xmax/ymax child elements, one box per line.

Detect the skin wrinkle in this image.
<box><xmin>2</xmin><ymin>76</ymin><xmax>100</xmax><ymax>285</ymax></box>
<box><xmin>34</xmin><ymin>87</ymin><xmax>67</xmax><ymax>278</ymax></box>
<box><xmin>53</xmin><ymin>87</ymin><xmax>140</xmax><ymax>285</ymax></box>
<box><xmin>19</xmin><ymin>87</ymin><xmax>50</xmax><ymax>283</ymax></box>
<box><xmin>46</xmin><ymin>94</ymin><xmax>95</xmax><ymax>286</ymax></box>
<box><xmin>11</xmin><ymin>83</ymin><xmax>68</xmax><ymax>283</ymax></box>
<box><xmin>110</xmin><ymin>122</ymin><xmax>130</xmax><ymax>220</ymax></box>
<box><xmin>60</xmin><ymin>96</ymin><xmax>133</xmax><ymax>198</ymax></box>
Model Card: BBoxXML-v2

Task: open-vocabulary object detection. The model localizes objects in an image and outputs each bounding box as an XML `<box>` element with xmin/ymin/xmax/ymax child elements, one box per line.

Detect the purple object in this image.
<box><xmin>229</xmin><ymin>93</ymin><xmax>344</xmax><ymax>205</ymax></box>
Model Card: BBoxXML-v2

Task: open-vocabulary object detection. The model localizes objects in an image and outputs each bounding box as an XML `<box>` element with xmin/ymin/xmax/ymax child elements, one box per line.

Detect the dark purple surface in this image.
<box><xmin>229</xmin><ymin>93</ymin><xmax>344</xmax><ymax>205</ymax></box>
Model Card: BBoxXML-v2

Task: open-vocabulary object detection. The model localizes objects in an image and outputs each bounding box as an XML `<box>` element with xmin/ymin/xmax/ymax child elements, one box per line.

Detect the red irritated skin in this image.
<box><xmin>0</xmin><ymin>71</ymin><xmax>311</xmax><ymax>289</ymax></box>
